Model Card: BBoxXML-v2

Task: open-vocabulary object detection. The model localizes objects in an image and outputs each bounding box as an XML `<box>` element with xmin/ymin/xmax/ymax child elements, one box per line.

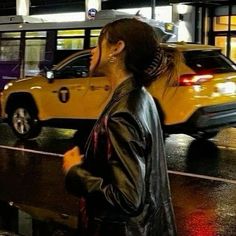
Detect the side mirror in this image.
<box><xmin>46</xmin><ymin>70</ymin><xmax>55</xmax><ymax>82</ymax></box>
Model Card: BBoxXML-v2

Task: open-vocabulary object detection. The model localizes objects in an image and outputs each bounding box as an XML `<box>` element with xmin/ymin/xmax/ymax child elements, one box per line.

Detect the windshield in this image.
<box><xmin>183</xmin><ymin>50</ymin><xmax>236</xmax><ymax>74</ymax></box>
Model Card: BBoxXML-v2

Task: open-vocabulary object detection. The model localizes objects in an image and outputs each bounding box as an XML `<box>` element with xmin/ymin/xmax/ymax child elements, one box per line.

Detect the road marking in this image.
<box><xmin>168</xmin><ymin>170</ymin><xmax>236</xmax><ymax>185</ymax></box>
<box><xmin>217</xmin><ymin>145</ymin><xmax>236</xmax><ymax>151</ymax></box>
<box><xmin>0</xmin><ymin>145</ymin><xmax>64</xmax><ymax>157</ymax></box>
<box><xmin>0</xmin><ymin>144</ymin><xmax>236</xmax><ymax>185</ymax></box>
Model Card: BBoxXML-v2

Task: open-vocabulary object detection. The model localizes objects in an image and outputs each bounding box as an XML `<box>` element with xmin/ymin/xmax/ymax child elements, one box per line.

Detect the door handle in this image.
<box><xmin>76</xmin><ymin>85</ymin><xmax>84</xmax><ymax>90</ymax></box>
<box><xmin>90</xmin><ymin>85</ymin><xmax>110</xmax><ymax>91</ymax></box>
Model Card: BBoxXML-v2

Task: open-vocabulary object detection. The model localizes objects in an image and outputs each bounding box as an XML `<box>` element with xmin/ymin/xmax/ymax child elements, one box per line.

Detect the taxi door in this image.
<box><xmin>39</xmin><ymin>54</ymin><xmax>112</xmax><ymax>120</ymax></box>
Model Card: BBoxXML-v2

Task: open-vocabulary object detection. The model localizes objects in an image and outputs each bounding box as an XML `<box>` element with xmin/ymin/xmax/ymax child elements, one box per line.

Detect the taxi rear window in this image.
<box><xmin>183</xmin><ymin>50</ymin><xmax>236</xmax><ymax>74</ymax></box>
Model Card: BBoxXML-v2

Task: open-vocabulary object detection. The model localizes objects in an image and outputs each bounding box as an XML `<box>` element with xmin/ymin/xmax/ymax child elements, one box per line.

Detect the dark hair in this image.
<box><xmin>98</xmin><ymin>18</ymin><xmax>181</xmax><ymax>87</ymax></box>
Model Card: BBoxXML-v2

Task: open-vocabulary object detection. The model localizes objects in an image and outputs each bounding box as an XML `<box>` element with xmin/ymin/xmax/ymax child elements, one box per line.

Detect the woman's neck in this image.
<box><xmin>108</xmin><ymin>67</ymin><xmax>132</xmax><ymax>89</ymax></box>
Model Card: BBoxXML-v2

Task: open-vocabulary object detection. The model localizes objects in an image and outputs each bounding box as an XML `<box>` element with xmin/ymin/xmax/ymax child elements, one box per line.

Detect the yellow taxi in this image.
<box><xmin>1</xmin><ymin>43</ymin><xmax>236</xmax><ymax>140</ymax></box>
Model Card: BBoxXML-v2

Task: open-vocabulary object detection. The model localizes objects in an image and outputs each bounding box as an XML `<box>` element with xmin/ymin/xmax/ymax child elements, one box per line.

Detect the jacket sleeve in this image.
<box><xmin>65</xmin><ymin>111</ymin><xmax>148</xmax><ymax>216</ymax></box>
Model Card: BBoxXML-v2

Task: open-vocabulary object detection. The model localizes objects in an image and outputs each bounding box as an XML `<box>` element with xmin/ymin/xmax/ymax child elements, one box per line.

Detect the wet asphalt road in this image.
<box><xmin>0</xmin><ymin>123</ymin><xmax>235</xmax><ymax>235</ymax></box>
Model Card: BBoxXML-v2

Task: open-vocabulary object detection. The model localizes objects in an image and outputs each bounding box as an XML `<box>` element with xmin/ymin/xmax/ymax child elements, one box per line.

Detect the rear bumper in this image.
<box><xmin>165</xmin><ymin>102</ymin><xmax>236</xmax><ymax>135</ymax></box>
<box><xmin>190</xmin><ymin>102</ymin><xmax>236</xmax><ymax>129</ymax></box>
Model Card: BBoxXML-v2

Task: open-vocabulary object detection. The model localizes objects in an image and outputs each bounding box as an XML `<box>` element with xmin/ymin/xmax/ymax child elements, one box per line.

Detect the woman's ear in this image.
<box><xmin>112</xmin><ymin>40</ymin><xmax>125</xmax><ymax>56</ymax></box>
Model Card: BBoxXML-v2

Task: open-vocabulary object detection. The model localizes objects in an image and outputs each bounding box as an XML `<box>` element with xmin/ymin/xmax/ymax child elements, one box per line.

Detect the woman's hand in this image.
<box><xmin>63</xmin><ymin>146</ymin><xmax>84</xmax><ymax>174</ymax></box>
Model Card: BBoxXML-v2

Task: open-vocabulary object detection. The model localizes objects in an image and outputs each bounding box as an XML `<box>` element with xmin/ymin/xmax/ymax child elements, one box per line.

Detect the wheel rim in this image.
<box><xmin>12</xmin><ymin>108</ymin><xmax>32</xmax><ymax>134</ymax></box>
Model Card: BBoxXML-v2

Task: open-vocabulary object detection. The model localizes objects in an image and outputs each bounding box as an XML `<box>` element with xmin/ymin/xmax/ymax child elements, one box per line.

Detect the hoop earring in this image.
<box><xmin>108</xmin><ymin>53</ymin><xmax>116</xmax><ymax>63</ymax></box>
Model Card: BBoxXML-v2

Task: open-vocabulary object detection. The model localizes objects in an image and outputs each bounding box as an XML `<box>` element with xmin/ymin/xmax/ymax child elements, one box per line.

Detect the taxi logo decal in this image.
<box><xmin>58</xmin><ymin>87</ymin><xmax>70</xmax><ymax>103</ymax></box>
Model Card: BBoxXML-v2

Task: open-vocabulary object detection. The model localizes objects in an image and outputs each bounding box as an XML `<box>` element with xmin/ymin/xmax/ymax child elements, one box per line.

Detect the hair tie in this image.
<box><xmin>144</xmin><ymin>47</ymin><xmax>167</xmax><ymax>81</ymax></box>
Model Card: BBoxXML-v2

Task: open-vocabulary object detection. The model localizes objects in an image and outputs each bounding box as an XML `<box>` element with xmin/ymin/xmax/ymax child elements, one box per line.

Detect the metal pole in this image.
<box><xmin>16</xmin><ymin>0</ymin><xmax>29</xmax><ymax>15</ymax></box>
<box><xmin>151</xmin><ymin>0</ymin><xmax>156</xmax><ymax>19</ymax></box>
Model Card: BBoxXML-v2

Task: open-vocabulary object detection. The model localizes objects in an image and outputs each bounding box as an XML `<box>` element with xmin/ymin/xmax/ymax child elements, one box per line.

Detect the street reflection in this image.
<box><xmin>14</xmin><ymin>139</ymin><xmax>39</xmax><ymax>150</ymax></box>
<box><xmin>184</xmin><ymin>210</ymin><xmax>217</xmax><ymax>236</ymax></box>
<box><xmin>0</xmin><ymin>124</ymin><xmax>236</xmax><ymax>235</ymax></box>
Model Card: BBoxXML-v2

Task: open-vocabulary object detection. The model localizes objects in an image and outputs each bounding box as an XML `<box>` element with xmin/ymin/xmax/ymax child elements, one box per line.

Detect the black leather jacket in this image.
<box><xmin>65</xmin><ymin>78</ymin><xmax>177</xmax><ymax>236</ymax></box>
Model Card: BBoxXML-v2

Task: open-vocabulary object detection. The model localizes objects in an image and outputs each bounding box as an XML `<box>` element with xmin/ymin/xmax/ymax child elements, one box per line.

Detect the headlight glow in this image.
<box><xmin>3</xmin><ymin>82</ymin><xmax>13</xmax><ymax>90</ymax></box>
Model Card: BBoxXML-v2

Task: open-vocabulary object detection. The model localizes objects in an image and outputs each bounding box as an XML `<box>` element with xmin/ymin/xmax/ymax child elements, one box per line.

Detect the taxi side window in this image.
<box><xmin>58</xmin><ymin>56</ymin><xmax>89</xmax><ymax>79</ymax></box>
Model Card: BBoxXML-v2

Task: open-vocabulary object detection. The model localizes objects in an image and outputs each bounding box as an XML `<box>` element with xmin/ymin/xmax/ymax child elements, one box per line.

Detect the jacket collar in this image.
<box><xmin>112</xmin><ymin>77</ymin><xmax>139</xmax><ymax>102</ymax></box>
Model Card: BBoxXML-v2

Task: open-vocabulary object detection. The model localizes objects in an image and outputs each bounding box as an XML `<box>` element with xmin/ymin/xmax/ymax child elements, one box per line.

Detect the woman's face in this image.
<box><xmin>90</xmin><ymin>37</ymin><xmax>111</xmax><ymax>75</ymax></box>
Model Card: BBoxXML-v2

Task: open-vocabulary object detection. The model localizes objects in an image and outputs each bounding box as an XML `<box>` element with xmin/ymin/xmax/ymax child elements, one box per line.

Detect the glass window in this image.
<box><xmin>0</xmin><ymin>40</ymin><xmax>20</xmax><ymax>61</ymax></box>
<box><xmin>230</xmin><ymin>16</ymin><xmax>236</xmax><ymax>30</ymax></box>
<box><xmin>90</xmin><ymin>29</ymin><xmax>101</xmax><ymax>47</ymax></box>
<box><xmin>213</xmin><ymin>16</ymin><xmax>229</xmax><ymax>31</ymax></box>
<box><xmin>183</xmin><ymin>50</ymin><xmax>236</xmax><ymax>73</ymax></box>
<box><xmin>230</xmin><ymin>37</ymin><xmax>236</xmax><ymax>63</ymax></box>
<box><xmin>215</xmin><ymin>36</ymin><xmax>227</xmax><ymax>55</ymax></box>
<box><xmin>26</xmin><ymin>31</ymin><xmax>47</xmax><ymax>38</ymax></box>
<box><xmin>213</xmin><ymin>16</ymin><xmax>236</xmax><ymax>31</ymax></box>
<box><xmin>24</xmin><ymin>39</ymin><xmax>46</xmax><ymax>76</ymax></box>
<box><xmin>57</xmin><ymin>38</ymin><xmax>84</xmax><ymax>50</ymax></box>
<box><xmin>90</xmin><ymin>29</ymin><xmax>101</xmax><ymax>36</ymax></box>
<box><xmin>57</xmin><ymin>55</ymin><xmax>89</xmax><ymax>78</ymax></box>
<box><xmin>57</xmin><ymin>29</ymin><xmax>85</xmax><ymax>37</ymax></box>
<box><xmin>90</xmin><ymin>37</ymin><xmax>99</xmax><ymax>47</ymax></box>
<box><xmin>1</xmin><ymin>32</ymin><xmax>21</xmax><ymax>38</ymax></box>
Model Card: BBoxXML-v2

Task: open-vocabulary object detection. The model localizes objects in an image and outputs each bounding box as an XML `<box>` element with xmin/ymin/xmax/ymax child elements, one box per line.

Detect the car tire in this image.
<box><xmin>9</xmin><ymin>105</ymin><xmax>41</xmax><ymax>140</ymax></box>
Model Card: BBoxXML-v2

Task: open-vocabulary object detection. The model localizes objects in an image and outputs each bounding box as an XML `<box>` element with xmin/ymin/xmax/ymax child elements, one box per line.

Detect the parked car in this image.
<box><xmin>1</xmin><ymin>42</ymin><xmax>236</xmax><ymax>140</ymax></box>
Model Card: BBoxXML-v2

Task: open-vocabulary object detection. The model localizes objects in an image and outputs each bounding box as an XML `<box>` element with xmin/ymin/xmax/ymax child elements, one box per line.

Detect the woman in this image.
<box><xmin>63</xmin><ymin>18</ymin><xmax>178</xmax><ymax>236</ymax></box>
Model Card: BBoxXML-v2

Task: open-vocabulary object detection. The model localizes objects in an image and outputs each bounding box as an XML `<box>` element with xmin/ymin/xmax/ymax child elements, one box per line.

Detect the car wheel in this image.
<box><xmin>9</xmin><ymin>106</ymin><xmax>41</xmax><ymax>140</ymax></box>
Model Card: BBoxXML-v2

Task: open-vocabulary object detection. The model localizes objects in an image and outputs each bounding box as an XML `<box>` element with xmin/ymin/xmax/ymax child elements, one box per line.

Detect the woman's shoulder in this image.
<box><xmin>110</xmin><ymin>86</ymin><xmax>157</xmax><ymax>117</ymax></box>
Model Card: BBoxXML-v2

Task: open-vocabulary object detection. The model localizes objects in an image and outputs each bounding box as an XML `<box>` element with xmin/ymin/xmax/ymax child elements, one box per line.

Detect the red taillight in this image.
<box><xmin>179</xmin><ymin>74</ymin><xmax>213</xmax><ymax>86</ymax></box>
